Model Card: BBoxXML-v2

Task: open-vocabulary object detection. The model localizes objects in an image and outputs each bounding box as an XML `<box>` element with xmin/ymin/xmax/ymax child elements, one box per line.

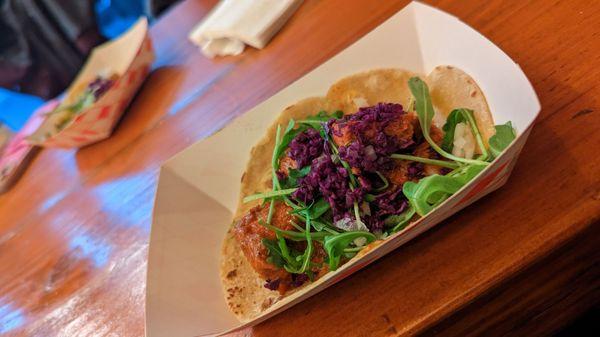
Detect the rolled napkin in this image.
<box><xmin>188</xmin><ymin>0</ymin><xmax>302</xmax><ymax>58</ymax></box>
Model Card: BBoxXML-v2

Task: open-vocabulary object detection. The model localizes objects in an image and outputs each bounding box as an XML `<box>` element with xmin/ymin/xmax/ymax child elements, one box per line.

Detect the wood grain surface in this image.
<box><xmin>0</xmin><ymin>0</ymin><xmax>598</xmax><ymax>336</ymax></box>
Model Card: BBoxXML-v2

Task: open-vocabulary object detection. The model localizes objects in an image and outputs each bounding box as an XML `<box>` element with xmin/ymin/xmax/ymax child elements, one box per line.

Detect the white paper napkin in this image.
<box><xmin>188</xmin><ymin>0</ymin><xmax>302</xmax><ymax>58</ymax></box>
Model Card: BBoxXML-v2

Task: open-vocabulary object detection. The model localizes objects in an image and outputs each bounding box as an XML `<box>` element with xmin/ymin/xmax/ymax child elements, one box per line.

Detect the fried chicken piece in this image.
<box><xmin>386</xmin><ymin>160</ymin><xmax>412</xmax><ymax>186</ymax></box>
<box><xmin>234</xmin><ymin>201</ymin><xmax>332</xmax><ymax>293</ymax></box>
<box><xmin>278</xmin><ymin>152</ymin><xmax>296</xmax><ymax>176</ymax></box>
<box><xmin>386</xmin><ymin>124</ymin><xmax>448</xmax><ymax>186</ymax></box>
<box><xmin>330</xmin><ymin>120</ymin><xmax>356</xmax><ymax>147</ymax></box>
<box><xmin>331</xmin><ymin>112</ymin><xmax>418</xmax><ymax>148</ymax></box>
<box><xmin>233</xmin><ymin>202</ymin><xmax>295</xmax><ymax>282</ymax></box>
<box><xmin>383</xmin><ymin>112</ymin><xmax>418</xmax><ymax>144</ymax></box>
<box><xmin>413</xmin><ymin>125</ymin><xmax>446</xmax><ymax>176</ymax></box>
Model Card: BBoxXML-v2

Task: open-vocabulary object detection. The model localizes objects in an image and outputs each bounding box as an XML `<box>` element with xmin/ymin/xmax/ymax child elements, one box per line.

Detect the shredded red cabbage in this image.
<box><xmin>290</xmin><ymin>273</ymin><xmax>309</xmax><ymax>287</ymax></box>
<box><xmin>408</xmin><ymin>163</ymin><xmax>424</xmax><ymax>179</ymax></box>
<box><xmin>88</xmin><ymin>76</ymin><xmax>114</xmax><ymax>99</ymax></box>
<box><xmin>264</xmin><ymin>278</ymin><xmax>280</xmax><ymax>290</ymax></box>
<box><xmin>289</xmin><ymin>128</ymin><xmax>324</xmax><ymax>168</ymax></box>
<box><xmin>335</xmin><ymin>103</ymin><xmax>415</xmax><ymax>173</ymax></box>
<box><xmin>363</xmin><ymin>189</ymin><xmax>409</xmax><ymax>231</ymax></box>
<box><xmin>276</xmin><ymin>170</ymin><xmax>286</xmax><ymax>182</ymax></box>
<box><xmin>292</xmin><ymin>154</ymin><xmax>364</xmax><ymax>221</ymax></box>
<box><xmin>287</xmin><ymin>103</ymin><xmax>422</xmax><ymax>230</ymax></box>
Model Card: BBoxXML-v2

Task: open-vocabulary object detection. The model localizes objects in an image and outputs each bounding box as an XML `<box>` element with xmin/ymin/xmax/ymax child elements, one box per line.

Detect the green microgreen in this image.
<box><xmin>384</xmin><ymin>204</ymin><xmax>416</xmax><ymax>233</ymax></box>
<box><xmin>323</xmin><ymin>231</ymin><xmax>376</xmax><ymax>271</ymax></box>
<box><xmin>403</xmin><ymin>164</ymin><xmax>485</xmax><ymax>216</ymax></box>
<box><xmin>373</xmin><ymin>171</ymin><xmax>390</xmax><ymax>192</ymax></box>
<box><xmin>243</xmin><ymin>188</ymin><xmax>298</xmax><ymax>203</ymax></box>
<box><xmin>390</xmin><ymin>154</ymin><xmax>459</xmax><ymax>169</ymax></box>
<box><xmin>489</xmin><ymin>122</ymin><xmax>517</xmax><ymax>158</ymax></box>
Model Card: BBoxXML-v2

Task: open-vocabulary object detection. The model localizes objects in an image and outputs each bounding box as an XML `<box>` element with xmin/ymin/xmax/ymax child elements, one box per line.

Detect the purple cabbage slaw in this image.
<box><xmin>283</xmin><ymin>103</ymin><xmax>420</xmax><ymax>232</ymax></box>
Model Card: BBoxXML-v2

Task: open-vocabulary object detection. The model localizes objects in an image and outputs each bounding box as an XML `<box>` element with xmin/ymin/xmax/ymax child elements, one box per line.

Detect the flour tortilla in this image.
<box><xmin>327</xmin><ymin>68</ymin><xmax>416</xmax><ymax>113</ymax></box>
<box><xmin>221</xmin><ymin>97</ymin><xmax>331</xmax><ymax>321</ymax></box>
<box><xmin>426</xmin><ymin>65</ymin><xmax>495</xmax><ymax>146</ymax></box>
<box><xmin>220</xmin><ymin>68</ymin><xmax>494</xmax><ymax>321</ymax></box>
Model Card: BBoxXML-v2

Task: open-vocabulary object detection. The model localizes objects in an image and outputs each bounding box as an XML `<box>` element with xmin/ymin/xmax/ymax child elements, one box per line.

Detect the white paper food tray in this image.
<box><xmin>146</xmin><ymin>2</ymin><xmax>540</xmax><ymax>336</ymax></box>
<box><xmin>29</xmin><ymin>18</ymin><xmax>155</xmax><ymax>148</ymax></box>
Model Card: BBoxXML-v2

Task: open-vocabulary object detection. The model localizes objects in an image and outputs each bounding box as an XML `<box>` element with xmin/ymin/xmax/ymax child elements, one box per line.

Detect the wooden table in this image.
<box><xmin>1</xmin><ymin>0</ymin><xmax>598</xmax><ymax>336</ymax></box>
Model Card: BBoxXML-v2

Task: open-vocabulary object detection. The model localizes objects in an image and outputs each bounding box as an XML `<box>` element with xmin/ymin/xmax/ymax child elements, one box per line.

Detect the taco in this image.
<box><xmin>53</xmin><ymin>73</ymin><xmax>118</xmax><ymax>130</ymax></box>
<box><xmin>28</xmin><ymin>73</ymin><xmax>118</xmax><ymax>143</ymax></box>
<box><xmin>221</xmin><ymin>66</ymin><xmax>516</xmax><ymax>321</ymax></box>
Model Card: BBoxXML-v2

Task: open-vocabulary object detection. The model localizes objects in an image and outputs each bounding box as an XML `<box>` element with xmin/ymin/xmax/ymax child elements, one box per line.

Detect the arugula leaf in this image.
<box><xmin>268</xmin><ymin>119</ymin><xmax>320</xmax><ymax>214</ymax></box>
<box><xmin>262</xmin><ymin>238</ymin><xmax>286</xmax><ymax>268</ymax></box>
<box><xmin>441</xmin><ymin>108</ymin><xmax>490</xmax><ymax>161</ymax></box>
<box><xmin>402</xmin><ymin>180</ymin><xmax>418</xmax><ymax>198</ymax></box>
<box><xmin>384</xmin><ymin>205</ymin><xmax>416</xmax><ymax>233</ymax></box>
<box><xmin>409</xmin><ymin>77</ymin><xmax>434</xmax><ymax>132</ymax></box>
<box><xmin>373</xmin><ymin>171</ymin><xmax>390</xmax><ymax>192</ymax></box>
<box><xmin>279</xmin><ymin>235</ymin><xmax>305</xmax><ymax>273</ymax></box>
<box><xmin>390</xmin><ymin>154</ymin><xmax>459</xmax><ymax>169</ymax></box>
<box><xmin>269</xmin><ymin>121</ymin><xmax>308</xmax><ymax>211</ymax></box>
<box><xmin>274</xmin><ymin>111</ymin><xmax>342</xmax><ymax>174</ymax></box>
<box><xmin>329</xmin><ymin>110</ymin><xmax>344</xmax><ymax>119</ymax></box>
<box><xmin>282</xmin><ymin>166</ymin><xmax>311</xmax><ymax>188</ymax></box>
<box><xmin>489</xmin><ymin>122</ymin><xmax>517</xmax><ymax>158</ymax></box>
<box><xmin>441</xmin><ymin>109</ymin><xmax>467</xmax><ymax>152</ymax></box>
<box><xmin>324</xmin><ymin>133</ymin><xmax>358</xmax><ymax>187</ymax></box>
<box><xmin>403</xmin><ymin>164</ymin><xmax>485</xmax><ymax>216</ymax></box>
<box><xmin>243</xmin><ymin>188</ymin><xmax>298</xmax><ymax>203</ymax></box>
<box><xmin>289</xmin><ymin>166</ymin><xmax>311</xmax><ymax>179</ymax></box>
<box><xmin>259</xmin><ymin>220</ymin><xmax>330</xmax><ymax>241</ymax></box>
<box><xmin>304</xmin><ymin>197</ymin><xmax>330</xmax><ymax>219</ymax></box>
<box><xmin>311</xmin><ymin>220</ymin><xmax>337</xmax><ymax>232</ymax></box>
<box><xmin>274</xmin><ymin>120</ymin><xmax>308</xmax><ymax>169</ymax></box>
<box><xmin>271</xmin><ymin>124</ymin><xmax>284</xmax><ymax>191</ymax></box>
<box><xmin>276</xmin><ymin>214</ymin><xmax>317</xmax><ymax>274</ymax></box>
<box><xmin>290</xmin><ymin>197</ymin><xmax>333</xmax><ymax>232</ymax></box>
<box><xmin>266</xmin><ymin>125</ymin><xmax>285</xmax><ymax>223</ymax></box>
<box><xmin>293</xmin><ymin>213</ymin><xmax>334</xmax><ymax>233</ymax></box>
<box><xmin>264</xmin><ymin>233</ymin><xmax>319</xmax><ymax>274</ymax></box>
<box><xmin>407</xmin><ymin>77</ymin><xmax>489</xmax><ymax>166</ymax></box>
<box><xmin>299</xmin><ymin>214</ymin><xmax>314</xmax><ymax>273</ymax></box>
<box><xmin>323</xmin><ymin>231</ymin><xmax>376</xmax><ymax>271</ymax></box>
<box><xmin>297</xmin><ymin>110</ymin><xmax>343</xmax><ymax>128</ymax></box>
<box><xmin>364</xmin><ymin>194</ymin><xmax>376</xmax><ymax>202</ymax></box>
